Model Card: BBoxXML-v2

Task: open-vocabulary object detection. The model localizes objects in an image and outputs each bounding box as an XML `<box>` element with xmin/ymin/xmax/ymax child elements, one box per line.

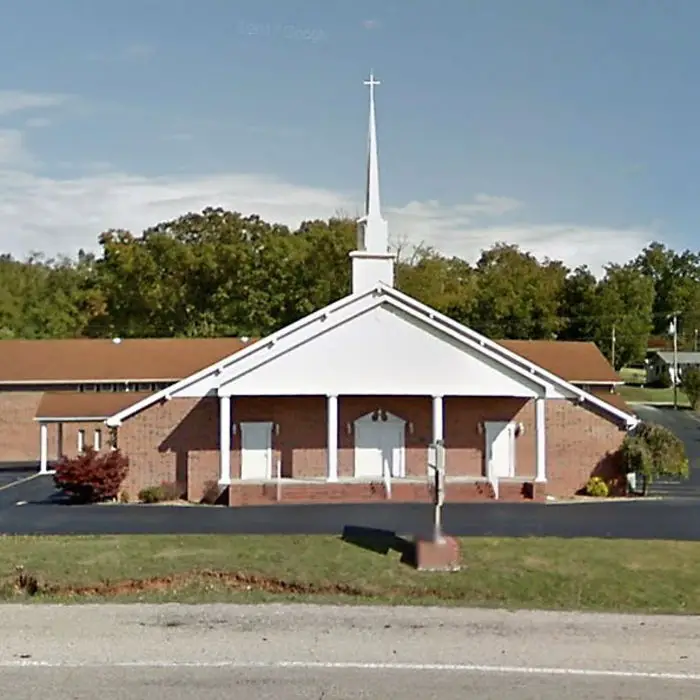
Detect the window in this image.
<box><xmin>77</xmin><ymin>429</ymin><xmax>85</xmax><ymax>452</ymax></box>
<box><xmin>93</xmin><ymin>429</ymin><xmax>101</xmax><ymax>451</ymax></box>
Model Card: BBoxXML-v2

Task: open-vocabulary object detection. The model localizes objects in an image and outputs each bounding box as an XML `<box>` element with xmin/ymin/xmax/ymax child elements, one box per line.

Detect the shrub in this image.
<box><xmin>585</xmin><ymin>476</ymin><xmax>609</xmax><ymax>498</ymax></box>
<box><xmin>137</xmin><ymin>481</ymin><xmax>182</xmax><ymax>504</ymax></box>
<box><xmin>53</xmin><ymin>447</ymin><xmax>129</xmax><ymax>503</ymax></box>
<box><xmin>159</xmin><ymin>480</ymin><xmax>184</xmax><ymax>501</ymax></box>
<box><xmin>681</xmin><ymin>366</ymin><xmax>700</xmax><ymax>410</ymax></box>
<box><xmin>138</xmin><ymin>486</ymin><xmax>165</xmax><ymax>503</ymax></box>
<box><xmin>119</xmin><ymin>490</ymin><xmax>130</xmax><ymax>504</ymax></box>
<box><xmin>201</xmin><ymin>479</ymin><xmax>224</xmax><ymax>505</ymax></box>
<box><xmin>621</xmin><ymin>422</ymin><xmax>689</xmax><ymax>495</ymax></box>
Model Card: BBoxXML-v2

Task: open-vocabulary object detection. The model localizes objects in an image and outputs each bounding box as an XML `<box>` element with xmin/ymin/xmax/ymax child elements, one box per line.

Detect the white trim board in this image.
<box><xmin>105</xmin><ymin>283</ymin><xmax>638</xmax><ymax>429</ymax></box>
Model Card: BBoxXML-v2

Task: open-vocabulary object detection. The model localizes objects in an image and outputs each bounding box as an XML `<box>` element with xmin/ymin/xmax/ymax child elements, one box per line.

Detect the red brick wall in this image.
<box><xmin>444</xmin><ymin>397</ymin><xmax>535</xmax><ymax>476</ymax></box>
<box><xmin>227</xmin><ymin>480</ymin><xmax>545</xmax><ymax>505</ymax></box>
<box><xmin>0</xmin><ymin>390</ymin><xmax>45</xmax><ymax>462</ymax></box>
<box><xmin>545</xmin><ymin>399</ymin><xmax>627</xmax><ymax>497</ymax></box>
<box><xmin>0</xmin><ymin>390</ymin><xmax>109</xmax><ymax>464</ymax></box>
<box><xmin>116</xmin><ymin>394</ymin><xmax>629</xmax><ymax>503</ymax></box>
<box><xmin>115</xmin><ymin>397</ymin><xmax>220</xmax><ymax>501</ymax></box>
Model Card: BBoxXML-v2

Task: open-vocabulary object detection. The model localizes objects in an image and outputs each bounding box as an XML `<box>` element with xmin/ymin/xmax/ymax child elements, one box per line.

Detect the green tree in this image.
<box><xmin>395</xmin><ymin>246</ymin><xmax>477</xmax><ymax>323</ymax></box>
<box><xmin>558</xmin><ymin>266</ymin><xmax>599</xmax><ymax>341</ymax></box>
<box><xmin>681</xmin><ymin>366</ymin><xmax>700</xmax><ymax>410</ymax></box>
<box><xmin>621</xmin><ymin>422</ymin><xmax>689</xmax><ymax>495</ymax></box>
<box><xmin>468</xmin><ymin>243</ymin><xmax>568</xmax><ymax>339</ymax></box>
<box><xmin>593</xmin><ymin>264</ymin><xmax>655</xmax><ymax>369</ymax></box>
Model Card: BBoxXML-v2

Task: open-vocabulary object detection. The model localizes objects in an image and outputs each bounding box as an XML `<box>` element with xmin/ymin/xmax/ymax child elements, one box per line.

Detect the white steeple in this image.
<box><xmin>350</xmin><ymin>72</ymin><xmax>395</xmax><ymax>294</ymax></box>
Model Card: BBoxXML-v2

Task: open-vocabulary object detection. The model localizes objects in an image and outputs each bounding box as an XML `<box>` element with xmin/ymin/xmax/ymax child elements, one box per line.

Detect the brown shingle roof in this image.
<box><xmin>35</xmin><ymin>392</ymin><xmax>154</xmax><ymax>420</ymax></box>
<box><xmin>0</xmin><ymin>338</ymin><xmax>252</xmax><ymax>383</ymax></box>
<box><xmin>589</xmin><ymin>389</ymin><xmax>631</xmax><ymax>414</ymax></box>
<box><xmin>2</xmin><ymin>336</ymin><xmax>618</xmax><ymax>387</ymax></box>
<box><xmin>497</xmin><ymin>340</ymin><xmax>620</xmax><ymax>384</ymax></box>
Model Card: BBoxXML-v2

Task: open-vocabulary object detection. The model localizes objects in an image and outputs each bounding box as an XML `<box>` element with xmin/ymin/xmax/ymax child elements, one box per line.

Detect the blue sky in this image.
<box><xmin>1</xmin><ymin>0</ymin><xmax>698</xmax><ymax>272</ymax></box>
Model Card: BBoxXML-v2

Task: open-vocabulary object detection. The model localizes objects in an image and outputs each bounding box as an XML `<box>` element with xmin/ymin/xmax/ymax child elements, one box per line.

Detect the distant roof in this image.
<box><xmin>589</xmin><ymin>388</ymin><xmax>631</xmax><ymax>414</ymax></box>
<box><xmin>497</xmin><ymin>340</ymin><xmax>620</xmax><ymax>384</ymax></box>
<box><xmin>0</xmin><ymin>338</ymin><xmax>253</xmax><ymax>383</ymax></box>
<box><xmin>35</xmin><ymin>392</ymin><xmax>153</xmax><ymax>421</ymax></box>
<box><xmin>654</xmin><ymin>351</ymin><xmax>700</xmax><ymax>364</ymax></box>
<box><xmin>0</xmin><ymin>336</ymin><xmax>619</xmax><ymax>386</ymax></box>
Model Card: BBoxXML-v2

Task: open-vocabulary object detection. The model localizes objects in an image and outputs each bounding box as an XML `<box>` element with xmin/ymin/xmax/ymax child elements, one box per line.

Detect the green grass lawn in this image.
<box><xmin>618</xmin><ymin>383</ymin><xmax>690</xmax><ymax>406</ymax></box>
<box><xmin>618</xmin><ymin>366</ymin><xmax>690</xmax><ymax>406</ymax></box>
<box><xmin>2</xmin><ymin>534</ymin><xmax>700</xmax><ymax>614</ymax></box>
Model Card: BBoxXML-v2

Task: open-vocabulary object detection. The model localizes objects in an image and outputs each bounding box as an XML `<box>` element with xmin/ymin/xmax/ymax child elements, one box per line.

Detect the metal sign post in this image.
<box><xmin>427</xmin><ymin>439</ymin><xmax>446</xmax><ymax>543</ymax></box>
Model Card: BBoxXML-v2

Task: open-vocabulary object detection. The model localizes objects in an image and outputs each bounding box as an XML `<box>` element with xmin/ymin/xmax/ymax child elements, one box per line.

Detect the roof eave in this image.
<box><xmin>34</xmin><ymin>416</ymin><xmax>109</xmax><ymax>423</ymax></box>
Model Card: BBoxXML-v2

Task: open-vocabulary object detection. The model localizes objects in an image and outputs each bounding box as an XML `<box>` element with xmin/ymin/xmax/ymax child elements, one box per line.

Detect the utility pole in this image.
<box><xmin>671</xmin><ymin>314</ymin><xmax>679</xmax><ymax>410</ymax></box>
<box><xmin>611</xmin><ymin>324</ymin><xmax>616</xmax><ymax>370</ymax></box>
<box><xmin>695</xmin><ymin>328</ymin><xmax>698</xmax><ymax>352</ymax></box>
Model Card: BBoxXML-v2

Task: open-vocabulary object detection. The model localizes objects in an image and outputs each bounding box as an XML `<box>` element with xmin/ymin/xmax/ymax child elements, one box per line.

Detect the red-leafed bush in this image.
<box><xmin>53</xmin><ymin>447</ymin><xmax>129</xmax><ymax>503</ymax></box>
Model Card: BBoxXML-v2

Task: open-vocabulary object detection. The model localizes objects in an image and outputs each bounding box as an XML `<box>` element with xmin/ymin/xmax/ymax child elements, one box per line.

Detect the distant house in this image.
<box><xmin>646</xmin><ymin>351</ymin><xmax>700</xmax><ymax>385</ymax></box>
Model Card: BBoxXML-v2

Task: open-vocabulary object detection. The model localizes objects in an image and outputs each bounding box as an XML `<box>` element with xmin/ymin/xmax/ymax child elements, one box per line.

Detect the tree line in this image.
<box><xmin>1</xmin><ymin>207</ymin><xmax>698</xmax><ymax>369</ymax></box>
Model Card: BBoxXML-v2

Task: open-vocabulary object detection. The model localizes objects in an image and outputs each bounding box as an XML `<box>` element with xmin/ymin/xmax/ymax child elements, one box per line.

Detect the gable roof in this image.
<box><xmin>35</xmin><ymin>392</ymin><xmax>153</xmax><ymax>421</ymax></box>
<box><xmin>0</xmin><ymin>338</ymin><xmax>252</xmax><ymax>383</ymax></box>
<box><xmin>654</xmin><ymin>351</ymin><xmax>700</xmax><ymax>365</ymax></box>
<box><xmin>106</xmin><ymin>283</ymin><xmax>638</xmax><ymax>428</ymax></box>
<box><xmin>497</xmin><ymin>340</ymin><xmax>621</xmax><ymax>384</ymax></box>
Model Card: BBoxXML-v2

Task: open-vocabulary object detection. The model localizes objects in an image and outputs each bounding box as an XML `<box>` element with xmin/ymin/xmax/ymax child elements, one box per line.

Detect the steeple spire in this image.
<box><xmin>350</xmin><ymin>72</ymin><xmax>395</xmax><ymax>294</ymax></box>
<box><xmin>364</xmin><ymin>72</ymin><xmax>382</xmax><ymax>220</ymax></box>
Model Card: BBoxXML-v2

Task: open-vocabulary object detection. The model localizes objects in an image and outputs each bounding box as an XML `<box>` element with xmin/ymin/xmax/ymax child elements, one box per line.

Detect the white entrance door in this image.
<box><xmin>354</xmin><ymin>415</ymin><xmax>405</xmax><ymax>478</ymax></box>
<box><xmin>484</xmin><ymin>421</ymin><xmax>515</xmax><ymax>479</ymax></box>
<box><xmin>240</xmin><ymin>422</ymin><xmax>272</xmax><ymax>480</ymax></box>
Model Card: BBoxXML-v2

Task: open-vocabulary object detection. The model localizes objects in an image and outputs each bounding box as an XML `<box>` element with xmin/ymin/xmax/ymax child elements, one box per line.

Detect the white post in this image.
<box><xmin>432</xmin><ymin>395</ymin><xmax>444</xmax><ymax>443</ymax></box>
<box><xmin>218</xmin><ymin>395</ymin><xmax>231</xmax><ymax>485</ymax></box>
<box><xmin>39</xmin><ymin>423</ymin><xmax>48</xmax><ymax>473</ymax></box>
<box><xmin>535</xmin><ymin>397</ymin><xmax>547</xmax><ymax>483</ymax></box>
<box><xmin>327</xmin><ymin>394</ymin><xmax>338</xmax><ymax>482</ymax></box>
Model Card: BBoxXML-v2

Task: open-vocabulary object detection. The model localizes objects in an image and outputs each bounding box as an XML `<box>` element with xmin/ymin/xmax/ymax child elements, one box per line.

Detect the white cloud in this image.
<box><xmin>0</xmin><ymin>164</ymin><xmax>650</xmax><ymax>274</ymax></box>
<box><xmin>0</xmin><ymin>129</ymin><xmax>35</xmax><ymax>167</ymax></box>
<box><xmin>387</xmin><ymin>199</ymin><xmax>651</xmax><ymax>274</ymax></box>
<box><xmin>25</xmin><ymin>117</ymin><xmax>52</xmax><ymax>128</ymax></box>
<box><xmin>0</xmin><ymin>90</ymin><xmax>67</xmax><ymax>116</ymax></box>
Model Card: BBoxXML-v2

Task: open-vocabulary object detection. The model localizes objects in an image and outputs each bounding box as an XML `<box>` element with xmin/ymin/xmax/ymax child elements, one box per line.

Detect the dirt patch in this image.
<box><xmin>10</xmin><ymin>568</ymin><xmax>369</xmax><ymax>599</ymax></box>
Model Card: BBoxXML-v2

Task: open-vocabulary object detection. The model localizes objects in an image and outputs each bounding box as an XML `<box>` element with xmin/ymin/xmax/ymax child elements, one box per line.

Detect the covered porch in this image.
<box><xmin>215</xmin><ymin>393</ymin><xmax>549</xmax><ymax>503</ymax></box>
<box><xmin>34</xmin><ymin>392</ymin><xmax>151</xmax><ymax>473</ymax></box>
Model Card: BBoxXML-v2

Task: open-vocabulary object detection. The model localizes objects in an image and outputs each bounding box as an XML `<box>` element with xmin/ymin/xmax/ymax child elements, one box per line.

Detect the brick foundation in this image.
<box><xmin>226</xmin><ymin>479</ymin><xmax>543</xmax><ymax>506</ymax></box>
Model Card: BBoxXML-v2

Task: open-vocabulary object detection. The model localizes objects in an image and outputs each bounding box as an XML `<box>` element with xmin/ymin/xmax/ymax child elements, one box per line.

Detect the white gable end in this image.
<box><xmin>217</xmin><ymin>304</ymin><xmax>545</xmax><ymax>397</ymax></box>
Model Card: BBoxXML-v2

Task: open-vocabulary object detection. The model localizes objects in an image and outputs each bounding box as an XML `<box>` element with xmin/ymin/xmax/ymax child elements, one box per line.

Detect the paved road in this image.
<box><xmin>2</xmin><ymin>604</ymin><xmax>699</xmax><ymax>698</ymax></box>
<box><xmin>3</xmin><ymin>473</ymin><xmax>700</xmax><ymax>538</ymax></box>
<box><xmin>633</xmin><ymin>405</ymin><xmax>700</xmax><ymax>464</ymax></box>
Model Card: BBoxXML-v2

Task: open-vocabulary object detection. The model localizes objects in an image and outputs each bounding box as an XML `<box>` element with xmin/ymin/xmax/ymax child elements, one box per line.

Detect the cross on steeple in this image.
<box><xmin>350</xmin><ymin>71</ymin><xmax>395</xmax><ymax>294</ymax></box>
<box><xmin>362</xmin><ymin>72</ymin><xmax>383</xmax><ymax>224</ymax></box>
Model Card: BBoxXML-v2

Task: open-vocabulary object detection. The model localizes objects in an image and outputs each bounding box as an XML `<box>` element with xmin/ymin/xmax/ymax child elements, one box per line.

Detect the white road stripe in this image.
<box><xmin>0</xmin><ymin>659</ymin><xmax>698</xmax><ymax>681</ymax></box>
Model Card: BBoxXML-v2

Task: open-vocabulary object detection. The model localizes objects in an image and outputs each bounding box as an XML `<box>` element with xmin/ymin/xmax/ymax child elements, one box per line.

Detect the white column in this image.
<box><xmin>39</xmin><ymin>423</ymin><xmax>48</xmax><ymax>473</ymax></box>
<box><xmin>535</xmin><ymin>397</ymin><xmax>547</xmax><ymax>482</ymax></box>
<box><xmin>432</xmin><ymin>395</ymin><xmax>444</xmax><ymax>443</ymax></box>
<box><xmin>327</xmin><ymin>394</ymin><xmax>338</xmax><ymax>482</ymax></box>
<box><xmin>219</xmin><ymin>395</ymin><xmax>231</xmax><ymax>485</ymax></box>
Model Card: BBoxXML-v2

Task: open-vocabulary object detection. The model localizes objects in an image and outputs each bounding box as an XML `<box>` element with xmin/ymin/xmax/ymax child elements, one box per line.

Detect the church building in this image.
<box><xmin>0</xmin><ymin>74</ymin><xmax>637</xmax><ymax>505</ymax></box>
<box><xmin>98</xmin><ymin>73</ymin><xmax>638</xmax><ymax>504</ymax></box>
